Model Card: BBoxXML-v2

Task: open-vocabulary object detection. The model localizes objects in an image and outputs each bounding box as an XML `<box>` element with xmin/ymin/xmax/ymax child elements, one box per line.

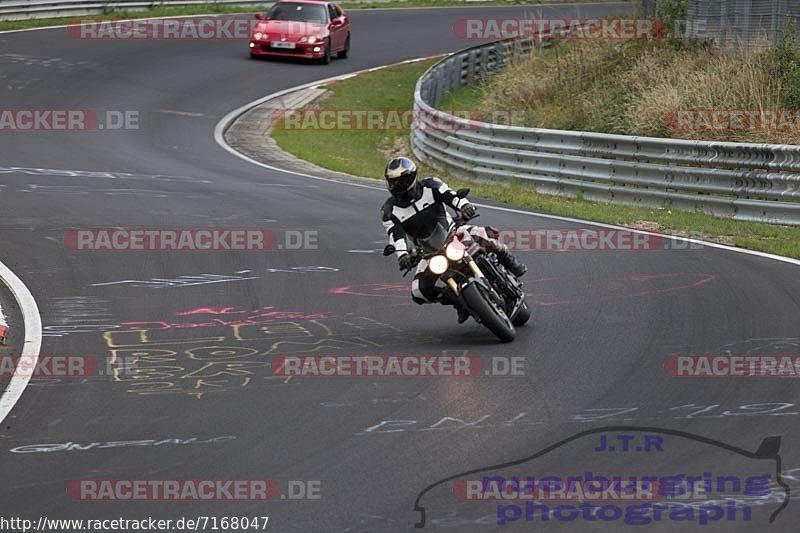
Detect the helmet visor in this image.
<box><xmin>386</xmin><ymin>173</ymin><xmax>416</xmax><ymax>195</ymax></box>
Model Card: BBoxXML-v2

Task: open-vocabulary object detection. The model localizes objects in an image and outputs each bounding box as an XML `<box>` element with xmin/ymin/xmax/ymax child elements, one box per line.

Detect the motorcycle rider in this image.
<box><xmin>381</xmin><ymin>156</ymin><xmax>527</xmax><ymax>322</ymax></box>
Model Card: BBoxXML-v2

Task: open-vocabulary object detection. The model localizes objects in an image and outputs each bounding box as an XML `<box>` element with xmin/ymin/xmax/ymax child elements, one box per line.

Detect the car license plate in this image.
<box><xmin>271</xmin><ymin>41</ymin><xmax>295</xmax><ymax>49</ymax></box>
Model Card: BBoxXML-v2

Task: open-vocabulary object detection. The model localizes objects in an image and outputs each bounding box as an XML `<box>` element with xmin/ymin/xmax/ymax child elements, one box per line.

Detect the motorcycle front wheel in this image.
<box><xmin>462</xmin><ymin>282</ymin><xmax>516</xmax><ymax>343</ymax></box>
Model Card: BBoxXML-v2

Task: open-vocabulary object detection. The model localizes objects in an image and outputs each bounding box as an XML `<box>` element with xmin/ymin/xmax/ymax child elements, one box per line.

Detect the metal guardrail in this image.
<box><xmin>0</xmin><ymin>1</ymin><xmax>269</xmax><ymax>21</ymax></box>
<box><xmin>411</xmin><ymin>38</ymin><xmax>800</xmax><ymax>225</ymax></box>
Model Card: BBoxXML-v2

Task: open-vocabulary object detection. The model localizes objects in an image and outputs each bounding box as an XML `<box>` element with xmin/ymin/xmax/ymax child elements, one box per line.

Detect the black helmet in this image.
<box><xmin>384</xmin><ymin>156</ymin><xmax>418</xmax><ymax>199</ymax></box>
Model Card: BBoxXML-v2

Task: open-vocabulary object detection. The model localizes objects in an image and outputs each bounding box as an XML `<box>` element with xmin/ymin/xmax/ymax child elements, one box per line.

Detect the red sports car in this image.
<box><xmin>249</xmin><ymin>0</ymin><xmax>350</xmax><ymax>63</ymax></box>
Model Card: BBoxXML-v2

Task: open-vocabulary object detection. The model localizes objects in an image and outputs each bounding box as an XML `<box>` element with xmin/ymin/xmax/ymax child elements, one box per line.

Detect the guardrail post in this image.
<box><xmin>449</xmin><ymin>57</ymin><xmax>461</xmax><ymax>93</ymax></box>
<box><xmin>466</xmin><ymin>50</ymin><xmax>477</xmax><ymax>85</ymax></box>
<box><xmin>431</xmin><ymin>69</ymin><xmax>443</xmax><ymax>106</ymax></box>
<box><xmin>479</xmin><ymin>47</ymin><xmax>490</xmax><ymax>77</ymax></box>
<box><xmin>494</xmin><ymin>41</ymin><xmax>505</xmax><ymax>69</ymax></box>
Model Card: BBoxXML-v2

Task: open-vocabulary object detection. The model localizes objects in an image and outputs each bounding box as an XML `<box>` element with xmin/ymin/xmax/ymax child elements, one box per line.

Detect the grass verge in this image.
<box><xmin>270</xmin><ymin>59</ymin><xmax>800</xmax><ymax>259</ymax></box>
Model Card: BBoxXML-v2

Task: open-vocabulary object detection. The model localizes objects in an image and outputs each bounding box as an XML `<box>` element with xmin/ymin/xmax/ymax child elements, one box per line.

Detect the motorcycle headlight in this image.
<box><xmin>429</xmin><ymin>255</ymin><xmax>449</xmax><ymax>275</ymax></box>
<box><xmin>445</xmin><ymin>241</ymin><xmax>465</xmax><ymax>261</ymax></box>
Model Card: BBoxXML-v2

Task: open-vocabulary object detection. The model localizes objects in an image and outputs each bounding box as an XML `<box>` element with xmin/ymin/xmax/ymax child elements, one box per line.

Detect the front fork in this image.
<box><xmin>445</xmin><ymin>255</ymin><xmax>501</xmax><ymax>325</ymax></box>
<box><xmin>445</xmin><ymin>254</ymin><xmax>485</xmax><ymax>297</ymax></box>
<box><xmin>467</xmin><ymin>257</ymin><xmax>485</xmax><ymax>278</ymax></box>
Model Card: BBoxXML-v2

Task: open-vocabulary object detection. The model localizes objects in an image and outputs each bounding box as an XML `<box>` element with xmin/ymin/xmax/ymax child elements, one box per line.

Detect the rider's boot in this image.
<box><xmin>496</xmin><ymin>249</ymin><xmax>527</xmax><ymax>277</ymax></box>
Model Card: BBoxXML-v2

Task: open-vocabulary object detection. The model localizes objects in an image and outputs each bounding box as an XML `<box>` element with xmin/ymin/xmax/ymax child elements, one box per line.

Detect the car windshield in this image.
<box><xmin>266</xmin><ymin>2</ymin><xmax>328</xmax><ymax>23</ymax></box>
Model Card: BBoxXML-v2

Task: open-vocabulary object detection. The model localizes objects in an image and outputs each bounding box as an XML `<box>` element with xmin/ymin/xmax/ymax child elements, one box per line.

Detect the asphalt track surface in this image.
<box><xmin>1</xmin><ymin>3</ymin><xmax>800</xmax><ymax>532</ymax></box>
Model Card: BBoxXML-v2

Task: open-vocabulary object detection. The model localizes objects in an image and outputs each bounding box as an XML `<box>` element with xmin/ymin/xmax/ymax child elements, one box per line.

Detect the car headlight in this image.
<box><xmin>254</xmin><ymin>32</ymin><xmax>263</xmax><ymax>40</ymax></box>
<box><xmin>445</xmin><ymin>241</ymin><xmax>465</xmax><ymax>261</ymax></box>
<box><xmin>308</xmin><ymin>36</ymin><xmax>318</xmax><ymax>44</ymax></box>
<box><xmin>429</xmin><ymin>255</ymin><xmax>448</xmax><ymax>275</ymax></box>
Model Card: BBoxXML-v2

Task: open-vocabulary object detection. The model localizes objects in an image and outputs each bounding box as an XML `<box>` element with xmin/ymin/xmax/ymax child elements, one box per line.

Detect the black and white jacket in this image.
<box><xmin>381</xmin><ymin>177</ymin><xmax>469</xmax><ymax>257</ymax></box>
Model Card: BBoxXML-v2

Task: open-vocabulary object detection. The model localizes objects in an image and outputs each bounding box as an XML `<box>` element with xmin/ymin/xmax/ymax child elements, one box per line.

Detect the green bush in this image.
<box><xmin>772</xmin><ymin>36</ymin><xmax>800</xmax><ymax>109</ymax></box>
<box><xmin>654</xmin><ymin>0</ymin><xmax>688</xmax><ymax>39</ymax></box>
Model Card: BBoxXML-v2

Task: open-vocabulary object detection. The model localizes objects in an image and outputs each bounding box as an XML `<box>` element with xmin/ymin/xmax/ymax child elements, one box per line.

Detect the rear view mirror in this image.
<box><xmin>255</xmin><ymin>13</ymin><xmax>265</xmax><ymax>20</ymax></box>
<box><xmin>383</xmin><ymin>245</ymin><xmax>396</xmax><ymax>256</ymax></box>
<box><xmin>456</xmin><ymin>188</ymin><xmax>470</xmax><ymax>199</ymax></box>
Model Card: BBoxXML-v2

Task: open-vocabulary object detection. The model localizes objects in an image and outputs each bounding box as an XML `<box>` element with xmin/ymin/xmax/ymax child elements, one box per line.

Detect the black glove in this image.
<box><xmin>461</xmin><ymin>203</ymin><xmax>477</xmax><ymax>219</ymax></box>
<box><xmin>398</xmin><ymin>253</ymin><xmax>412</xmax><ymax>271</ymax></box>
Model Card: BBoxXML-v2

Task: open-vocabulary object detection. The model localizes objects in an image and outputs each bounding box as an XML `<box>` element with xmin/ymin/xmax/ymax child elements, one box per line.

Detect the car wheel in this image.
<box><xmin>337</xmin><ymin>34</ymin><xmax>350</xmax><ymax>59</ymax></box>
<box><xmin>320</xmin><ymin>39</ymin><xmax>332</xmax><ymax>64</ymax></box>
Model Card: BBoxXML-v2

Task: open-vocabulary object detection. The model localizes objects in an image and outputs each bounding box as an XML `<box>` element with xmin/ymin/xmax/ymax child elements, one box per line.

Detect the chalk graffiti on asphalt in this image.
<box><xmin>92</xmin><ymin>273</ymin><xmax>258</xmax><ymax>289</ymax></box>
<box><xmin>102</xmin><ymin>310</ymin><xmax>440</xmax><ymax>398</ymax></box>
<box><xmin>9</xmin><ymin>435</ymin><xmax>236</xmax><ymax>454</ymax></box>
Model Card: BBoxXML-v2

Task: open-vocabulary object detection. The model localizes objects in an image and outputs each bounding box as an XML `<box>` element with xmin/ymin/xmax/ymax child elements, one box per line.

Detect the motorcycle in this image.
<box><xmin>384</xmin><ymin>188</ymin><xmax>530</xmax><ymax>342</ymax></box>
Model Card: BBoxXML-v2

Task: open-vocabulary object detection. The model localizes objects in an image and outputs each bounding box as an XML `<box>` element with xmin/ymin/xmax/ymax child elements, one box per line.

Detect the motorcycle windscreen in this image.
<box><xmin>416</xmin><ymin>219</ymin><xmax>454</xmax><ymax>254</ymax></box>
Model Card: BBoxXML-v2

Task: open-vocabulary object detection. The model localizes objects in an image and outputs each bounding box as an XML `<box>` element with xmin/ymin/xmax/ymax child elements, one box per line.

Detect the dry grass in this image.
<box><xmin>474</xmin><ymin>38</ymin><xmax>800</xmax><ymax>144</ymax></box>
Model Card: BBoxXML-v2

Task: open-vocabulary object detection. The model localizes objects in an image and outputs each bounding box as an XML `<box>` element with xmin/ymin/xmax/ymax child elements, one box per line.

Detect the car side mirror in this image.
<box><xmin>383</xmin><ymin>245</ymin><xmax>396</xmax><ymax>256</ymax></box>
<box><xmin>330</xmin><ymin>18</ymin><xmax>343</xmax><ymax>26</ymax></box>
<box><xmin>456</xmin><ymin>188</ymin><xmax>470</xmax><ymax>199</ymax></box>
<box><xmin>255</xmin><ymin>13</ymin><xmax>265</xmax><ymax>20</ymax></box>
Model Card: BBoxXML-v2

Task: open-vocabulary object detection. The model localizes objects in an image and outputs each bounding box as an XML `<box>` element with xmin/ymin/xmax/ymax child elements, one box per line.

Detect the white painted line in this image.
<box><xmin>0</xmin><ymin>260</ymin><xmax>42</xmax><ymax>426</ymax></box>
<box><xmin>155</xmin><ymin>109</ymin><xmax>206</xmax><ymax>117</ymax></box>
<box><xmin>214</xmin><ymin>59</ymin><xmax>800</xmax><ymax>270</ymax></box>
<box><xmin>479</xmin><ymin>204</ymin><xmax>800</xmax><ymax>267</ymax></box>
